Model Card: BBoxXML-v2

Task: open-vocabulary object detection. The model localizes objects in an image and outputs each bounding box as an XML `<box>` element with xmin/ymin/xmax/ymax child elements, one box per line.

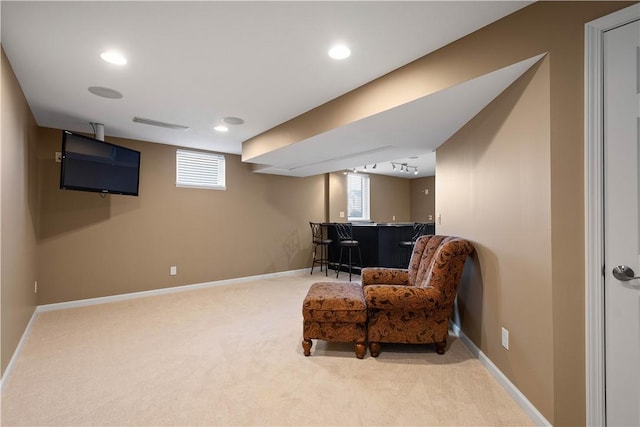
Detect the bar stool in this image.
<box><xmin>335</xmin><ymin>222</ymin><xmax>363</xmax><ymax>282</ymax></box>
<box><xmin>398</xmin><ymin>222</ymin><xmax>427</xmax><ymax>265</ymax></box>
<box><xmin>309</xmin><ymin>222</ymin><xmax>332</xmax><ymax>276</ymax></box>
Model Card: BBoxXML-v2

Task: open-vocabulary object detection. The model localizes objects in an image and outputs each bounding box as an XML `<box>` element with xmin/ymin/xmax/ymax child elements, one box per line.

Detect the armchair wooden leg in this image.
<box><xmin>435</xmin><ymin>340</ymin><xmax>446</xmax><ymax>355</ymax></box>
<box><xmin>302</xmin><ymin>339</ymin><xmax>312</xmax><ymax>356</ymax></box>
<box><xmin>369</xmin><ymin>342</ymin><xmax>381</xmax><ymax>357</ymax></box>
<box><xmin>354</xmin><ymin>341</ymin><xmax>366</xmax><ymax>359</ymax></box>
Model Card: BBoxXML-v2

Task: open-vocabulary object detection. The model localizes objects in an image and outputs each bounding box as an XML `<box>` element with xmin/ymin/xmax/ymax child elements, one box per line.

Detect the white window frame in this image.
<box><xmin>347</xmin><ymin>172</ymin><xmax>370</xmax><ymax>221</ymax></box>
<box><xmin>176</xmin><ymin>149</ymin><xmax>226</xmax><ymax>190</ymax></box>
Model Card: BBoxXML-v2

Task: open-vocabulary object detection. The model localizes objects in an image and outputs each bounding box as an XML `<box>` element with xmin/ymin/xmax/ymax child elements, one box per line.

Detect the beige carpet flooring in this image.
<box><xmin>1</xmin><ymin>272</ymin><xmax>535</xmax><ymax>426</ymax></box>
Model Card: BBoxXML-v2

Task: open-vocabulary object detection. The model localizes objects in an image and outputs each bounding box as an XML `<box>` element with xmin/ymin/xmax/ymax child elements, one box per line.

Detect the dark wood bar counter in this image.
<box><xmin>325</xmin><ymin>222</ymin><xmax>435</xmax><ymax>270</ymax></box>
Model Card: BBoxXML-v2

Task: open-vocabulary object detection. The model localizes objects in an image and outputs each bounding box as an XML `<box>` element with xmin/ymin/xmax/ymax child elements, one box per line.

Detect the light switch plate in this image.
<box><xmin>501</xmin><ymin>327</ymin><xmax>509</xmax><ymax>350</ymax></box>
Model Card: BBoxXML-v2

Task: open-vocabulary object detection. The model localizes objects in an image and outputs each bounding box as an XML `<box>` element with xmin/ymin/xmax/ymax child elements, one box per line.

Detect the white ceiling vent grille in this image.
<box><xmin>176</xmin><ymin>149</ymin><xmax>226</xmax><ymax>190</ymax></box>
<box><xmin>134</xmin><ymin>116</ymin><xmax>190</xmax><ymax>131</ymax></box>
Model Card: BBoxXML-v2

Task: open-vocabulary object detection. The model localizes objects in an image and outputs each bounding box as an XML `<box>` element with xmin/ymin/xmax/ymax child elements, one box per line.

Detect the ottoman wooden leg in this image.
<box><xmin>354</xmin><ymin>341</ymin><xmax>366</xmax><ymax>359</ymax></box>
<box><xmin>302</xmin><ymin>339</ymin><xmax>312</xmax><ymax>356</ymax></box>
<box><xmin>435</xmin><ymin>340</ymin><xmax>446</xmax><ymax>355</ymax></box>
<box><xmin>369</xmin><ymin>342</ymin><xmax>381</xmax><ymax>357</ymax></box>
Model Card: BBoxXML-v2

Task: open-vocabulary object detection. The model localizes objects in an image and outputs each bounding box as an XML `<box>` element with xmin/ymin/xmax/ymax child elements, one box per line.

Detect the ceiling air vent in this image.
<box><xmin>133</xmin><ymin>117</ymin><xmax>190</xmax><ymax>131</ymax></box>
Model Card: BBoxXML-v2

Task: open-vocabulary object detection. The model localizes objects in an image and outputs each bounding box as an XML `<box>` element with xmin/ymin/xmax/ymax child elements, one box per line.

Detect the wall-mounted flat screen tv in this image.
<box><xmin>60</xmin><ymin>130</ymin><xmax>141</xmax><ymax>196</ymax></box>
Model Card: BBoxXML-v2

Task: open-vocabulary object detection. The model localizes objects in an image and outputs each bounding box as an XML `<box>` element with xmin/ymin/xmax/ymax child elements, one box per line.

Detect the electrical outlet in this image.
<box><xmin>392</xmin><ymin>215</ymin><xmax>396</xmax><ymax>221</ymax></box>
<box><xmin>339</xmin><ymin>211</ymin><xmax>345</xmax><ymax>218</ymax></box>
<box><xmin>501</xmin><ymin>327</ymin><xmax>510</xmax><ymax>350</ymax></box>
<box><xmin>424</xmin><ymin>189</ymin><xmax>429</xmax><ymax>195</ymax></box>
<box><xmin>170</xmin><ymin>266</ymin><xmax>177</xmax><ymax>276</ymax></box>
<box><xmin>55</xmin><ymin>152</ymin><xmax>62</xmax><ymax>162</ymax></box>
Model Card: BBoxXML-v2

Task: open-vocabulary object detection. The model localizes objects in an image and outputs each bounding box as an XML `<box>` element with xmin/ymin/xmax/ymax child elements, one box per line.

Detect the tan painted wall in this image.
<box><xmin>410</xmin><ymin>176</ymin><xmax>435</xmax><ymax>222</ymax></box>
<box><xmin>36</xmin><ymin>128</ymin><xmax>325</xmax><ymax>304</ymax></box>
<box><xmin>431</xmin><ymin>3</ymin><xmax>636</xmax><ymax>424</ymax></box>
<box><xmin>440</xmin><ymin>4</ymin><xmax>632</xmax><ymax>424</ymax></box>
<box><xmin>243</xmin><ymin>2</ymin><xmax>636</xmax><ymax>424</ymax></box>
<box><xmin>328</xmin><ymin>172</ymin><xmax>411</xmax><ymax>223</ymax></box>
<box><xmin>369</xmin><ymin>174</ymin><xmax>410</xmax><ymax>223</ymax></box>
<box><xmin>328</xmin><ymin>172</ymin><xmax>347</xmax><ymax>222</ymax></box>
<box><xmin>1</xmin><ymin>49</ymin><xmax>39</xmax><ymax>376</ymax></box>
<box><xmin>438</xmin><ymin>58</ymin><xmax>553</xmax><ymax>418</ymax></box>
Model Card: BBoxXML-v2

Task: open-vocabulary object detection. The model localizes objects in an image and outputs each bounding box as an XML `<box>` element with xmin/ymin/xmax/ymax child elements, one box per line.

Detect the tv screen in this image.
<box><xmin>60</xmin><ymin>130</ymin><xmax>140</xmax><ymax>196</ymax></box>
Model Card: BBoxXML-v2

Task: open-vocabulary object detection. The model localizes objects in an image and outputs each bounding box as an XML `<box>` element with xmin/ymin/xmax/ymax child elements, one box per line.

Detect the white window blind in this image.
<box><xmin>176</xmin><ymin>149</ymin><xmax>226</xmax><ymax>190</ymax></box>
<box><xmin>347</xmin><ymin>173</ymin><xmax>370</xmax><ymax>221</ymax></box>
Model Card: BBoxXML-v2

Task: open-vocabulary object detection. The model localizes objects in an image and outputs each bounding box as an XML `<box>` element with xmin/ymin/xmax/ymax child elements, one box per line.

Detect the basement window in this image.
<box><xmin>176</xmin><ymin>149</ymin><xmax>226</xmax><ymax>190</ymax></box>
<box><xmin>347</xmin><ymin>173</ymin><xmax>370</xmax><ymax>221</ymax></box>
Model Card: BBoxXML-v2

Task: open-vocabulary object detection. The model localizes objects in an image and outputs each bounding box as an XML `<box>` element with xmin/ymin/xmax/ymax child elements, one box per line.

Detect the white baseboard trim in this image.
<box><xmin>38</xmin><ymin>268</ymin><xmax>309</xmax><ymax>312</ymax></box>
<box><xmin>450</xmin><ymin>323</ymin><xmax>552</xmax><ymax>427</ymax></box>
<box><xmin>0</xmin><ymin>307</ymin><xmax>39</xmax><ymax>391</ymax></box>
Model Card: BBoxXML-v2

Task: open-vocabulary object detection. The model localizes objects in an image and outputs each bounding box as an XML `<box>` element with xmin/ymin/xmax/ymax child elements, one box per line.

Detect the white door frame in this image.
<box><xmin>585</xmin><ymin>4</ymin><xmax>640</xmax><ymax>426</ymax></box>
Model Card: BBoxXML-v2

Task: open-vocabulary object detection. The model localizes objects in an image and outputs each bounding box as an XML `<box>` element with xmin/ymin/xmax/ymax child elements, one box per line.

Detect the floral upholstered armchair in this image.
<box><xmin>361</xmin><ymin>235</ymin><xmax>474</xmax><ymax>356</ymax></box>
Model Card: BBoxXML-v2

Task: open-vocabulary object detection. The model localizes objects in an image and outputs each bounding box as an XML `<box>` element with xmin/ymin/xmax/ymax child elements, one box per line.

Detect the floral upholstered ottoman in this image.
<box><xmin>302</xmin><ymin>281</ymin><xmax>367</xmax><ymax>359</ymax></box>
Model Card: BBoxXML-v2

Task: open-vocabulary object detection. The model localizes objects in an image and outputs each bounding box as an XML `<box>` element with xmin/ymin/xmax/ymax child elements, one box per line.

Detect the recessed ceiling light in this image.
<box><xmin>88</xmin><ymin>86</ymin><xmax>123</xmax><ymax>99</ymax></box>
<box><xmin>222</xmin><ymin>116</ymin><xmax>245</xmax><ymax>125</ymax></box>
<box><xmin>214</xmin><ymin>125</ymin><xmax>228</xmax><ymax>132</ymax></box>
<box><xmin>328</xmin><ymin>44</ymin><xmax>351</xmax><ymax>60</ymax></box>
<box><xmin>100</xmin><ymin>51</ymin><xmax>127</xmax><ymax>65</ymax></box>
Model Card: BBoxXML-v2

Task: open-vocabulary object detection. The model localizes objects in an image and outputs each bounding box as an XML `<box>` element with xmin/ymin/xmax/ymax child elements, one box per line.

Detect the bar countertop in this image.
<box><xmin>325</xmin><ymin>222</ymin><xmax>436</xmax><ymax>269</ymax></box>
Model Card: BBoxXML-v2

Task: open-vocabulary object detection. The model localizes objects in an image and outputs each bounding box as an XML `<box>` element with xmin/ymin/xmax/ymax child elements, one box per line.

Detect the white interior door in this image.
<box><xmin>604</xmin><ymin>18</ymin><xmax>640</xmax><ymax>427</ymax></box>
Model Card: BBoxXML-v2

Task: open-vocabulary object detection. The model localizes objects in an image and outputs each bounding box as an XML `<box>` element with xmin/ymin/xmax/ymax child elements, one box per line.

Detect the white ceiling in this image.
<box><xmin>1</xmin><ymin>1</ymin><xmax>534</xmax><ymax>178</ymax></box>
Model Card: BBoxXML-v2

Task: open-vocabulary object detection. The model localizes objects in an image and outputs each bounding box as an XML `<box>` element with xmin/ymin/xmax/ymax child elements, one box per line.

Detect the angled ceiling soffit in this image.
<box><xmin>247</xmin><ymin>53</ymin><xmax>547</xmax><ymax>178</ymax></box>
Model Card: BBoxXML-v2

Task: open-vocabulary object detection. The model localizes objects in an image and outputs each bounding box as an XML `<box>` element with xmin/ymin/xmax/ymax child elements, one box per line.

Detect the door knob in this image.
<box><xmin>612</xmin><ymin>265</ymin><xmax>640</xmax><ymax>281</ymax></box>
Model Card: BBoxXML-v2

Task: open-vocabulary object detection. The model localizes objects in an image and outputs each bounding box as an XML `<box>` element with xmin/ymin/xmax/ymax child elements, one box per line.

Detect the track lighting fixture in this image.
<box><xmin>390</xmin><ymin>162</ymin><xmax>418</xmax><ymax>175</ymax></box>
<box><xmin>343</xmin><ymin>163</ymin><xmax>416</xmax><ymax>176</ymax></box>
